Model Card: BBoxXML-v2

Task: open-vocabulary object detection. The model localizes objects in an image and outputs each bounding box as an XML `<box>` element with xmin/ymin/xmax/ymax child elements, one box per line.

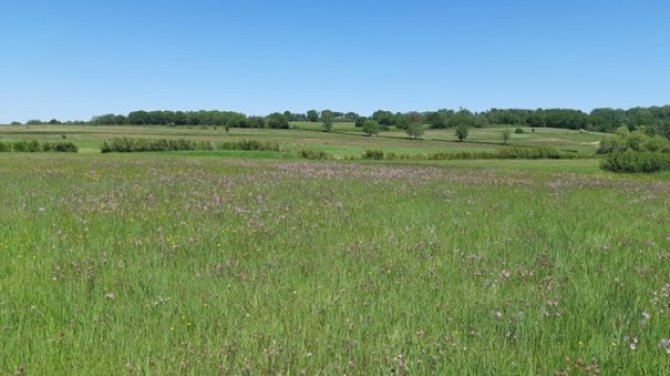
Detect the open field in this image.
<box><xmin>0</xmin><ymin>123</ymin><xmax>605</xmax><ymax>156</ymax></box>
<box><xmin>1</xmin><ymin>152</ymin><xmax>670</xmax><ymax>374</ymax></box>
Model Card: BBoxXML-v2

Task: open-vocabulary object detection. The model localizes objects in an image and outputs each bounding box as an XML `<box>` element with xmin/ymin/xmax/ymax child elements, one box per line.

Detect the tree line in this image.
<box><xmin>10</xmin><ymin>105</ymin><xmax>670</xmax><ymax>137</ymax></box>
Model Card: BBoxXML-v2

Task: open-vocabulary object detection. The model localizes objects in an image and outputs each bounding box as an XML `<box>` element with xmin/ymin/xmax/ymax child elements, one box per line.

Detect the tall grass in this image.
<box><xmin>1</xmin><ymin>154</ymin><xmax>669</xmax><ymax>374</ymax></box>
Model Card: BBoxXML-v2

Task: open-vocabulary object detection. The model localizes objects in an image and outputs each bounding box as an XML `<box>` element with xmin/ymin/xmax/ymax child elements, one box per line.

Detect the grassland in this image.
<box><xmin>1</xmin><ymin>150</ymin><xmax>669</xmax><ymax>374</ymax></box>
<box><xmin>1</xmin><ymin>124</ymin><xmax>669</xmax><ymax>374</ymax></box>
<box><xmin>0</xmin><ymin>123</ymin><xmax>604</xmax><ymax>156</ymax></box>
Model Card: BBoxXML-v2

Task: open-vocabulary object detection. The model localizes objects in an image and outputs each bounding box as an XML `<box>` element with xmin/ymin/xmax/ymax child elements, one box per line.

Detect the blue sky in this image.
<box><xmin>1</xmin><ymin>0</ymin><xmax>669</xmax><ymax>122</ymax></box>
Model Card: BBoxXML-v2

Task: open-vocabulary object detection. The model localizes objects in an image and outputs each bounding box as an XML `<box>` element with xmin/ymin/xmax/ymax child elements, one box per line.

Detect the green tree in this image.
<box><xmin>502</xmin><ymin>129</ymin><xmax>511</xmax><ymax>144</ymax></box>
<box><xmin>321</xmin><ymin>110</ymin><xmax>334</xmax><ymax>131</ymax></box>
<box><xmin>406</xmin><ymin>123</ymin><xmax>424</xmax><ymax>139</ymax></box>
<box><xmin>372</xmin><ymin>110</ymin><xmax>394</xmax><ymax>126</ymax></box>
<box><xmin>267</xmin><ymin>113</ymin><xmax>290</xmax><ymax>129</ymax></box>
<box><xmin>455</xmin><ymin>124</ymin><xmax>469</xmax><ymax>142</ymax></box>
<box><xmin>362</xmin><ymin>120</ymin><xmax>380</xmax><ymax>136</ymax></box>
<box><xmin>307</xmin><ymin>110</ymin><xmax>319</xmax><ymax>122</ymax></box>
<box><xmin>393</xmin><ymin>114</ymin><xmax>409</xmax><ymax>130</ymax></box>
<box><xmin>247</xmin><ymin>116</ymin><xmax>266</xmax><ymax>128</ymax></box>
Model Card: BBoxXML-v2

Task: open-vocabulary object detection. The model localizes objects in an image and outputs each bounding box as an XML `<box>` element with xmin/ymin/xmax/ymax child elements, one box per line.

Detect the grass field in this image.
<box><xmin>1</xmin><ymin>150</ymin><xmax>670</xmax><ymax>374</ymax></box>
<box><xmin>0</xmin><ymin>123</ymin><xmax>604</xmax><ymax>156</ymax></box>
<box><xmin>2</xmin><ymin>124</ymin><xmax>670</xmax><ymax>373</ymax></box>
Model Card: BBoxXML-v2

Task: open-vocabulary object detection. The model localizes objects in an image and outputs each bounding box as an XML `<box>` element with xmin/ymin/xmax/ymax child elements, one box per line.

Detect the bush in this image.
<box><xmin>13</xmin><ymin>140</ymin><xmax>39</xmax><ymax>152</ymax></box>
<box><xmin>362</xmin><ymin>120</ymin><xmax>380</xmax><ymax>136</ymax></box>
<box><xmin>597</xmin><ymin>127</ymin><xmax>670</xmax><ymax>154</ymax></box>
<box><xmin>515</xmin><ymin>128</ymin><xmax>524</xmax><ymax>134</ymax></box>
<box><xmin>600</xmin><ymin>152</ymin><xmax>670</xmax><ymax>173</ymax></box>
<box><xmin>406</xmin><ymin>123</ymin><xmax>424</xmax><ymax>139</ymax></box>
<box><xmin>218</xmin><ymin>140</ymin><xmax>280</xmax><ymax>152</ymax></box>
<box><xmin>0</xmin><ymin>140</ymin><xmax>78</xmax><ymax>153</ymax></box>
<box><xmin>52</xmin><ymin>142</ymin><xmax>78</xmax><ymax>153</ymax></box>
<box><xmin>299</xmin><ymin>150</ymin><xmax>332</xmax><ymax>160</ymax></box>
<box><xmin>101</xmin><ymin>138</ymin><xmax>212</xmax><ymax>153</ymax></box>
<box><xmin>495</xmin><ymin>146</ymin><xmax>562</xmax><ymax>159</ymax></box>
<box><xmin>101</xmin><ymin>138</ymin><xmax>280</xmax><ymax>153</ymax></box>
<box><xmin>455</xmin><ymin>124</ymin><xmax>469</xmax><ymax>141</ymax></box>
<box><xmin>362</xmin><ymin>150</ymin><xmax>384</xmax><ymax>160</ymax></box>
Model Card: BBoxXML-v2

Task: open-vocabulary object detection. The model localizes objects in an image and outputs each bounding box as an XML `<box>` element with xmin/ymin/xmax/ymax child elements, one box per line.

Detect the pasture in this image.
<box><xmin>1</xmin><ymin>125</ymin><xmax>669</xmax><ymax>374</ymax></box>
<box><xmin>0</xmin><ymin>123</ymin><xmax>603</xmax><ymax>156</ymax></box>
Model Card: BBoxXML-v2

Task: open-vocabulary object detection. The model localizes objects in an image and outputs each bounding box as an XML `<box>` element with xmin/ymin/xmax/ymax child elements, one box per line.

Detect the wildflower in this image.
<box><xmin>105</xmin><ymin>292</ymin><xmax>115</xmax><ymax>300</ymax></box>
<box><xmin>659</xmin><ymin>339</ymin><xmax>670</xmax><ymax>355</ymax></box>
<box><xmin>492</xmin><ymin>310</ymin><xmax>503</xmax><ymax>319</ymax></box>
<box><xmin>624</xmin><ymin>336</ymin><xmax>638</xmax><ymax>351</ymax></box>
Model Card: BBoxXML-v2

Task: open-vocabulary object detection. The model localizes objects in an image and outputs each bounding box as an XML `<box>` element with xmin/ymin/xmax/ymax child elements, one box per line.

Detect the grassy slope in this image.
<box><xmin>0</xmin><ymin>123</ymin><xmax>605</xmax><ymax>156</ymax></box>
<box><xmin>1</xmin><ymin>153</ymin><xmax>670</xmax><ymax>374</ymax></box>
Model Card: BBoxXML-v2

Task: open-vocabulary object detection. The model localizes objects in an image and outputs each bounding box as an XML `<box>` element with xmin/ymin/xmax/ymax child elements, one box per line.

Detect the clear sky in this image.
<box><xmin>1</xmin><ymin>0</ymin><xmax>669</xmax><ymax>123</ymax></box>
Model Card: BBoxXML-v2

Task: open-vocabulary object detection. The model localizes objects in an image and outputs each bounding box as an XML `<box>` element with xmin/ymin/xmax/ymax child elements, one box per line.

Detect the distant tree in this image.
<box><xmin>321</xmin><ymin>110</ymin><xmax>334</xmax><ymax>131</ymax></box>
<box><xmin>174</xmin><ymin>111</ymin><xmax>188</xmax><ymax>125</ymax></box>
<box><xmin>307</xmin><ymin>110</ymin><xmax>319</xmax><ymax>122</ymax></box>
<box><xmin>372</xmin><ymin>110</ymin><xmax>394</xmax><ymax>126</ymax></box>
<box><xmin>48</xmin><ymin>119</ymin><xmax>61</xmax><ymax>125</ymax></box>
<box><xmin>406</xmin><ymin>112</ymin><xmax>424</xmax><ymax>124</ymax></box>
<box><xmin>406</xmin><ymin>122</ymin><xmax>424</xmax><ymax>139</ymax></box>
<box><xmin>354</xmin><ymin>117</ymin><xmax>366</xmax><ymax>127</ymax></box>
<box><xmin>128</xmin><ymin>111</ymin><xmax>150</xmax><ymax>125</ymax></box>
<box><xmin>10</xmin><ymin>121</ymin><xmax>22</xmax><ymax>126</ymax></box>
<box><xmin>362</xmin><ymin>120</ymin><xmax>380</xmax><ymax>136</ymax></box>
<box><xmin>247</xmin><ymin>116</ymin><xmax>266</xmax><ymax>128</ymax></box>
<box><xmin>393</xmin><ymin>113</ymin><xmax>409</xmax><ymax>130</ymax></box>
<box><xmin>26</xmin><ymin>119</ymin><xmax>43</xmax><ymax>125</ymax></box>
<box><xmin>474</xmin><ymin>114</ymin><xmax>489</xmax><ymax>128</ymax></box>
<box><xmin>455</xmin><ymin>124</ymin><xmax>469</xmax><ymax>142</ymax></box>
<box><xmin>267</xmin><ymin>113</ymin><xmax>290</xmax><ymax>129</ymax></box>
<box><xmin>344</xmin><ymin>112</ymin><xmax>359</xmax><ymax>120</ymax></box>
<box><xmin>426</xmin><ymin>112</ymin><xmax>444</xmax><ymax>128</ymax></box>
<box><xmin>502</xmin><ymin>129</ymin><xmax>511</xmax><ymax>144</ymax></box>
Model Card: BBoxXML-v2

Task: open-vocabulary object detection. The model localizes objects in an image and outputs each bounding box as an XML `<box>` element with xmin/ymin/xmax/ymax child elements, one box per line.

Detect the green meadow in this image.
<box><xmin>1</xmin><ymin>125</ymin><xmax>669</xmax><ymax>374</ymax></box>
<box><xmin>0</xmin><ymin>123</ymin><xmax>603</xmax><ymax>156</ymax></box>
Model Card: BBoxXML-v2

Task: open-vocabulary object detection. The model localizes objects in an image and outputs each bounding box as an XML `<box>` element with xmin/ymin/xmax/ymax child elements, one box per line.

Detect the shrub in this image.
<box><xmin>495</xmin><ymin>146</ymin><xmax>562</xmax><ymax>159</ymax></box>
<box><xmin>0</xmin><ymin>140</ymin><xmax>78</xmax><ymax>153</ymax></box>
<box><xmin>455</xmin><ymin>124</ymin><xmax>469</xmax><ymax>141</ymax></box>
<box><xmin>299</xmin><ymin>150</ymin><xmax>332</xmax><ymax>160</ymax></box>
<box><xmin>597</xmin><ymin>127</ymin><xmax>670</xmax><ymax>154</ymax></box>
<box><xmin>362</xmin><ymin>150</ymin><xmax>384</xmax><ymax>160</ymax></box>
<box><xmin>12</xmin><ymin>140</ymin><xmax>40</xmax><ymax>153</ymax></box>
<box><xmin>101</xmin><ymin>138</ymin><xmax>211</xmax><ymax>153</ymax></box>
<box><xmin>406</xmin><ymin>123</ymin><xmax>424</xmax><ymax>139</ymax></box>
<box><xmin>362</xmin><ymin>120</ymin><xmax>380</xmax><ymax>136</ymax></box>
<box><xmin>515</xmin><ymin>128</ymin><xmax>524</xmax><ymax>134</ymax></box>
<box><xmin>218</xmin><ymin>140</ymin><xmax>280</xmax><ymax>152</ymax></box>
<box><xmin>600</xmin><ymin>152</ymin><xmax>670</xmax><ymax>173</ymax></box>
<box><xmin>53</xmin><ymin>142</ymin><xmax>78</xmax><ymax>153</ymax></box>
